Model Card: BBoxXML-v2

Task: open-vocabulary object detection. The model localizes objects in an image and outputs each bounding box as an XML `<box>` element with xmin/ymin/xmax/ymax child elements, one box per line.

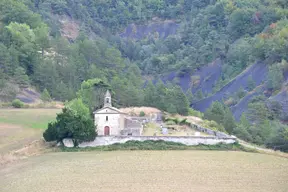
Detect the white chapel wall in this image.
<box><xmin>95</xmin><ymin>113</ymin><xmax>121</xmax><ymax>135</ymax></box>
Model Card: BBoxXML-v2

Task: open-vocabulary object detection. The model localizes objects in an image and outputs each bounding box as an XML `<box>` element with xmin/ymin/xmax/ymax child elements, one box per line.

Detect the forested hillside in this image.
<box><xmin>0</xmin><ymin>0</ymin><xmax>288</xmax><ymax>151</ymax></box>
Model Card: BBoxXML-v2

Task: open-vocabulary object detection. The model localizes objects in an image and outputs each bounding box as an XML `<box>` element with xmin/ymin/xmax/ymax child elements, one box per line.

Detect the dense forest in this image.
<box><xmin>0</xmin><ymin>0</ymin><xmax>288</xmax><ymax>151</ymax></box>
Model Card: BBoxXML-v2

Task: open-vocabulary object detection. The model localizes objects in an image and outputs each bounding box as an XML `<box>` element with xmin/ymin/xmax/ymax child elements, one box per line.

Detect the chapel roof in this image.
<box><xmin>93</xmin><ymin>106</ymin><xmax>127</xmax><ymax>114</ymax></box>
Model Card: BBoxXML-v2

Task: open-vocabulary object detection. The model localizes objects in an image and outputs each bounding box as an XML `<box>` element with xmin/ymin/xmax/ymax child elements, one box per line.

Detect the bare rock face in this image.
<box><xmin>63</xmin><ymin>139</ymin><xmax>74</xmax><ymax>148</ymax></box>
<box><xmin>16</xmin><ymin>88</ymin><xmax>41</xmax><ymax>104</ymax></box>
<box><xmin>59</xmin><ymin>16</ymin><xmax>80</xmax><ymax>41</ymax></box>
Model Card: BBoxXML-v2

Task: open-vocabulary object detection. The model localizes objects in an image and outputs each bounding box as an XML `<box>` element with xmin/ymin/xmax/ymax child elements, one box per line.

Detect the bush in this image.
<box><xmin>188</xmin><ymin>108</ymin><xmax>204</xmax><ymax>118</ymax></box>
<box><xmin>139</xmin><ymin>111</ymin><xmax>145</xmax><ymax>117</ymax></box>
<box><xmin>11</xmin><ymin>99</ymin><xmax>24</xmax><ymax>108</ymax></box>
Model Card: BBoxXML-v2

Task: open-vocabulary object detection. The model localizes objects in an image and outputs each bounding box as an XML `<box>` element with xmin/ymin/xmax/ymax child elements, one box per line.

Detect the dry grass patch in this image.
<box><xmin>0</xmin><ymin>151</ymin><xmax>287</xmax><ymax>192</ymax></box>
<box><xmin>119</xmin><ymin>107</ymin><xmax>161</xmax><ymax>115</ymax></box>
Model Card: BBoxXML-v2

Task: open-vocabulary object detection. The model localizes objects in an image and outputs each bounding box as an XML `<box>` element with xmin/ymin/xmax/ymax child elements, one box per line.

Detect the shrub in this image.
<box><xmin>188</xmin><ymin>108</ymin><xmax>204</xmax><ymax>118</ymax></box>
<box><xmin>139</xmin><ymin>111</ymin><xmax>145</xmax><ymax>117</ymax></box>
<box><xmin>11</xmin><ymin>99</ymin><xmax>24</xmax><ymax>108</ymax></box>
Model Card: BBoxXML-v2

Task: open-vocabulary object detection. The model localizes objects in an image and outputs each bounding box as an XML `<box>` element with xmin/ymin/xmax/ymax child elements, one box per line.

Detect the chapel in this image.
<box><xmin>93</xmin><ymin>90</ymin><xmax>143</xmax><ymax>136</ymax></box>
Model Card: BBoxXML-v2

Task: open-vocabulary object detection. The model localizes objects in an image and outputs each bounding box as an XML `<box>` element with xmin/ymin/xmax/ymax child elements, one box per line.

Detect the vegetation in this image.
<box><xmin>40</xmin><ymin>88</ymin><xmax>52</xmax><ymax>102</ymax></box>
<box><xmin>139</xmin><ymin>111</ymin><xmax>146</xmax><ymax>117</ymax></box>
<box><xmin>204</xmin><ymin>99</ymin><xmax>288</xmax><ymax>152</ymax></box>
<box><xmin>61</xmin><ymin>140</ymin><xmax>251</xmax><ymax>152</ymax></box>
<box><xmin>0</xmin><ymin>108</ymin><xmax>59</xmax><ymax>129</ymax></box>
<box><xmin>0</xmin><ymin>0</ymin><xmax>288</xmax><ymax>151</ymax></box>
<box><xmin>43</xmin><ymin>106</ymin><xmax>96</xmax><ymax>146</ymax></box>
<box><xmin>11</xmin><ymin>99</ymin><xmax>24</xmax><ymax>108</ymax></box>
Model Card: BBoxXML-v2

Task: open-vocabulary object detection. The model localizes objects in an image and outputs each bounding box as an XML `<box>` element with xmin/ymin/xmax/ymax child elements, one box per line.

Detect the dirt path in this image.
<box><xmin>238</xmin><ymin>139</ymin><xmax>288</xmax><ymax>158</ymax></box>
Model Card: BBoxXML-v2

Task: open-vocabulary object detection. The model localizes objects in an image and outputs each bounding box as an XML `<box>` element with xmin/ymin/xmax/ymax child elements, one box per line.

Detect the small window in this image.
<box><xmin>106</xmin><ymin>98</ymin><xmax>109</xmax><ymax>103</ymax></box>
<box><xmin>106</xmin><ymin>116</ymin><xmax>108</xmax><ymax>121</ymax></box>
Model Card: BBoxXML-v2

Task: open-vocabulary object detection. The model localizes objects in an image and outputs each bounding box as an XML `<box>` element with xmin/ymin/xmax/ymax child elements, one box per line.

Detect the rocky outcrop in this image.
<box><xmin>16</xmin><ymin>88</ymin><xmax>41</xmax><ymax>104</ymax></box>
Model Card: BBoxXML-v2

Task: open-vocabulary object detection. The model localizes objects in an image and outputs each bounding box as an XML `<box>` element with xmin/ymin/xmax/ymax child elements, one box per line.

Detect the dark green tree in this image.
<box><xmin>43</xmin><ymin>108</ymin><xmax>96</xmax><ymax>146</ymax></box>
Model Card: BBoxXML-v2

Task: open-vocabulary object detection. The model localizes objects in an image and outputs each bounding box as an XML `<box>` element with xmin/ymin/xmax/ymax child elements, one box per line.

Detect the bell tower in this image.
<box><xmin>104</xmin><ymin>90</ymin><xmax>112</xmax><ymax>107</ymax></box>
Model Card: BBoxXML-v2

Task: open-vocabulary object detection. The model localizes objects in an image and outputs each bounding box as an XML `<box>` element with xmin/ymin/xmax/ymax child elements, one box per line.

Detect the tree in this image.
<box><xmin>34</xmin><ymin>23</ymin><xmax>50</xmax><ymax>56</ymax></box>
<box><xmin>233</xmin><ymin>114</ymin><xmax>253</xmax><ymax>141</ymax></box>
<box><xmin>144</xmin><ymin>80</ymin><xmax>157</xmax><ymax>107</ymax></box>
<box><xmin>43</xmin><ymin>108</ymin><xmax>96</xmax><ymax>146</ymax></box>
<box><xmin>223</xmin><ymin>107</ymin><xmax>236</xmax><ymax>134</ymax></box>
<box><xmin>14</xmin><ymin>67</ymin><xmax>29</xmax><ymax>88</ymax></box>
<box><xmin>40</xmin><ymin>88</ymin><xmax>51</xmax><ymax>102</ymax></box>
<box><xmin>267</xmin><ymin>64</ymin><xmax>284</xmax><ymax>90</ymax></box>
<box><xmin>247</xmin><ymin>75</ymin><xmax>256</xmax><ymax>91</ymax></box>
<box><xmin>186</xmin><ymin>88</ymin><xmax>193</xmax><ymax>104</ymax></box>
<box><xmin>173</xmin><ymin>85</ymin><xmax>190</xmax><ymax>115</ymax></box>
<box><xmin>204</xmin><ymin>101</ymin><xmax>226</xmax><ymax>125</ymax></box>
<box><xmin>236</xmin><ymin>86</ymin><xmax>246</xmax><ymax>99</ymax></box>
<box><xmin>251</xmin><ymin>101</ymin><xmax>273</xmax><ymax>121</ymax></box>
<box><xmin>167</xmin><ymin>104</ymin><xmax>177</xmax><ymax>114</ymax></box>
<box><xmin>65</xmin><ymin>98</ymin><xmax>90</xmax><ymax>118</ymax></box>
<box><xmin>195</xmin><ymin>89</ymin><xmax>204</xmax><ymax>101</ymax></box>
<box><xmin>77</xmin><ymin>78</ymin><xmax>110</xmax><ymax>111</ymax></box>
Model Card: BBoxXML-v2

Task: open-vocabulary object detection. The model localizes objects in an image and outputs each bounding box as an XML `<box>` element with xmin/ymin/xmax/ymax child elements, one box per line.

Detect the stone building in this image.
<box><xmin>93</xmin><ymin>90</ymin><xmax>143</xmax><ymax>136</ymax></box>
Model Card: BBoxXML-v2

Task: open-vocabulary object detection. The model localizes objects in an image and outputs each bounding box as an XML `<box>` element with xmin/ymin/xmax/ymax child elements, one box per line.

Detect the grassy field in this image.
<box><xmin>1</xmin><ymin>151</ymin><xmax>287</xmax><ymax>192</ymax></box>
<box><xmin>0</xmin><ymin>109</ymin><xmax>60</xmax><ymax>153</ymax></box>
<box><xmin>0</xmin><ymin>108</ymin><xmax>60</xmax><ymax>129</ymax></box>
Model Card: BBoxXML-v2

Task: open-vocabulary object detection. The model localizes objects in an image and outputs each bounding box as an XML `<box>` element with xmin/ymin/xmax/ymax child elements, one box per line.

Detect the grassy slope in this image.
<box><xmin>1</xmin><ymin>151</ymin><xmax>287</xmax><ymax>192</ymax></box>
<box><xmin>0</xmin><ymin>109</ymin><xmax>60</xmax><ymax>153</ymax></box>
<box><xmin>0</xmin><ymin>109</ymin><xmax>60</xmax><ymax>129</ymax></box>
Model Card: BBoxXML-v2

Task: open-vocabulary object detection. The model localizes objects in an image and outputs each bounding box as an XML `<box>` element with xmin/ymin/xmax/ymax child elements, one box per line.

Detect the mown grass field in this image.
<box><xmin>1</xmin><ymin>151</ymin><xmax>288</xmax><ymax>192</ymax></box>
<box><xmin>0</xmin><ymin>109</ymin><xmax>60</xmax><ymax>153</ymax></box>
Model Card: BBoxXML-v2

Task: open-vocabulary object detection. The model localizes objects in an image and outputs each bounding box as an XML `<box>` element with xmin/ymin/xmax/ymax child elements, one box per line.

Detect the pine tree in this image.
<box><xmin>144</xmin><ymin>81</ymin><xmax>157</xmax><ymax>107</ymax></box>
<box><xmin>204</xmin><ymin>101</ymin><xmax>225</xmax><ymax>125</ymax></box>
<box><xmin>195</xmin><ymin>89</ymin><xmax>204</xmax><ymax>101</ymax></box>
<box><xmin>41</xmin><ymin>88</ymin><xmax>52</xmax><ymax>102</ymax></box>
<box><xmin>267</xmin><ymin>65</ymin><xmax>284</xmax><ymax>90</ymax></box>
<box><xmin>247</xmin><ymin>75</ymin><xmax>256</xmax><ymax>91</ymax></box>
<box><xmin>173</xmin><ymin>86</ymin><xmax>190</xmax><ymax>115</ymax></box>
<box><xmin>223</xmin><ymin>107</ymin><xmax>236</xmax><ymax>134</ymax></box>
<box><xmin>186</xmin><ymin>88</ymin><xmax>194</xmax><ymax>104</ymax></box>
<box><xmin>14</xmin><ymin>67</ymin><xmax>29</xmax><ymax>88</ymax></box>
<box><xmin>167</xmin><ymin>104</ymin><xmax>177</xmax><ymax>114</ymax></box>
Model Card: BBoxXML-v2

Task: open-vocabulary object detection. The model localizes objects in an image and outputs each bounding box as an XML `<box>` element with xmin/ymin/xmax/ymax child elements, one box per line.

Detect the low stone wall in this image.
<box><xmin>190</xmin><ymin>124</ymin><xmax>231</xmax><ymax>138</ymax></box>
<box><xmin>74</xmin><ymin>135</ymin><xmax>237</xmax><ymax>148</ymax></box>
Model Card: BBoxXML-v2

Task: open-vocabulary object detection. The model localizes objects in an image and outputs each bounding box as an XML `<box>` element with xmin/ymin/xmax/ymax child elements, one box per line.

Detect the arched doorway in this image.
<box><xmin>104</xmin><ymin>126</ymin><xmax>110</xmax><ymax>136</ymax></box>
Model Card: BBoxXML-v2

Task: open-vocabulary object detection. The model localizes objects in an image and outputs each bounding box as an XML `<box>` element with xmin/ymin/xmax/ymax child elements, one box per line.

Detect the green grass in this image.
<box><xmin>61</xmin><ymin>140</ymin><xmax>256</xmax><ymax>153</ymax></box>
<box><xmin>0</xmin><ymin>108</ymin><xmax>60</xmax><ymax>129</ymax></box>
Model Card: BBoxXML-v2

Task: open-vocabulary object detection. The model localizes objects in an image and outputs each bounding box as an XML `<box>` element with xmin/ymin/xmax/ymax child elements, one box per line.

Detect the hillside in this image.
<box><xmin>0</xmin><ymin>0</ymin><xmax>288</xmax><ymax>151</ymax></box>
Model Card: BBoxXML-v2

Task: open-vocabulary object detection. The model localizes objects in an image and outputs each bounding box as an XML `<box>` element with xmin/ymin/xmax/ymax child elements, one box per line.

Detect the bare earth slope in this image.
<box><xmin>1</xmin><ymin>151</ymin><xmax>287</xmax><ymax>192</ymax></box>
<box><xmin>192</xmin><ymin>61</ymin><xmax>268</xmax><ymax>113</ymax></box>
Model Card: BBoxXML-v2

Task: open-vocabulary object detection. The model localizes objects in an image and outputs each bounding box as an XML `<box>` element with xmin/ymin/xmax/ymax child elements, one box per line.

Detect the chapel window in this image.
<box><xmin>106</xmin><ymin>116</ymin><xmax>108</xmax><ymax>121</ymax></box>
